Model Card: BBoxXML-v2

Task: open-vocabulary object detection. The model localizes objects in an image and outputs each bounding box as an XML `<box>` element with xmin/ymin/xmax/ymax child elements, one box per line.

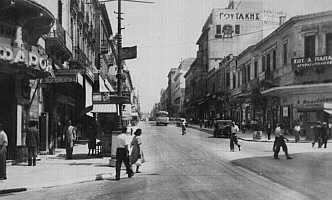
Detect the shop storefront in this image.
<box><xmin>0</xmin><ymin>0</ymin><xmax>54</xmax><ymax>160</ymax></box>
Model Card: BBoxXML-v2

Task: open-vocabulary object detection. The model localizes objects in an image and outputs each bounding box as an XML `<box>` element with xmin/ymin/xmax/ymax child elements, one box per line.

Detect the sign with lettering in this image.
<box><xmin>292</xmin><ymin>55</ymin><xmax>332</xmax><ymax>70</ymax></box>
<box><xmin>219</xmin><ymin>12</ymin><xmax>260</xmax><ymax>21</ymax></box>
<box><xmin>0</xmin><ymin>44</ymin><xmax>49</xmax><ymax>71</ymax></box>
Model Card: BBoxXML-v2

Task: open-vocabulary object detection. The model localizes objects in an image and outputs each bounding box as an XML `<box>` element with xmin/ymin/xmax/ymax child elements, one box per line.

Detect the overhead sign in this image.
<box><xmin>121</xmin><ymin>46</ymin><xmax>137</xmax><ymax>60</ymax></box>
<box><xmin>0</xmin><ymin>43</ymin><xmax>50</xmax><ymax>71</ymax></box>
<box><xmin>292</xmin><ymin>55</ymin><xmax>332</xmax><ymax>70</ymax></box>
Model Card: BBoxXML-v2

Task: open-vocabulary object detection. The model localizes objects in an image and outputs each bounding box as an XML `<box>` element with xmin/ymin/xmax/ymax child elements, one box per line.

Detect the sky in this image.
<box><xmin>106</xmin><ymin>0</ymin><xmax>332</xmax><ymax>113</ymax></box>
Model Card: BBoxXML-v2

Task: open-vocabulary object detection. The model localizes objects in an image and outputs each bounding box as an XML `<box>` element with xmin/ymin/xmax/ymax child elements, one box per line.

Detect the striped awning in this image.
<box><xmin>91</xmin><ymin>104</ymin><xmax>117</xmax><ymax>113</ymax></box>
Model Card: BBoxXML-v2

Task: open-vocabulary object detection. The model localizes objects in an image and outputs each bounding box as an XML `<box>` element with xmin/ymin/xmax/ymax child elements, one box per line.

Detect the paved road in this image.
<box><xmin>1</xmin><ymin>122</ymin><xmax>317</xmax><ymax>200</ymax></box>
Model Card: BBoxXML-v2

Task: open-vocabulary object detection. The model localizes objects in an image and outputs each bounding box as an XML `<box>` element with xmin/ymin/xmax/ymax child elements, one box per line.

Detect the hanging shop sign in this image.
<box><xmin>292</xmin><ymin>55</ymin><xmax>332</xmax><ymax>71</ymax></box>
<box><xmin>0</xmin><ymin>44</ymin><xmax>49</xmax><ymax>71</ymax></box>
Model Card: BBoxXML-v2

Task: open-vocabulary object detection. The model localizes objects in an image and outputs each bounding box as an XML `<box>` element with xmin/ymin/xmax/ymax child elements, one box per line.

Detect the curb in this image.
<box><xmin>0</xmin><ymin>187</ymin><xmax>27</xmax><ymax>195</ymax></box>
<box><xmin>188</xmin><ymin>125</ymin><xmax>313</xmax><ymax>143</ymax></box>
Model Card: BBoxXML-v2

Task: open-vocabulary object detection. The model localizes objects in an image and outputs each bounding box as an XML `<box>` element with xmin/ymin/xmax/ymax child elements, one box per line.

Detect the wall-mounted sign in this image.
<box><xmin>0</xmin><ymin>44</ymin><xmax>49</xmax><ymax>71</ymax></box>
<box><xmin>219</xmin><ymin>12</ymin><xmax>260</xmax><ymax>21</ymax></box>
<box><xmin>292</xmin><ymin>55</ymin><xmax>332</xmax><ymax>70</ymax></box>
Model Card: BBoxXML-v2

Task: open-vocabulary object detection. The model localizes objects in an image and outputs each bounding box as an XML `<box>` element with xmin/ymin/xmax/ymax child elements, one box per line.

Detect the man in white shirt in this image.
<box><xmin>115</xmin><ymin>127</ymin><xmax>134</xmax><ymax>180</ymax></box>
<box><xmin>0</xmin><ymin>123</ymin><xmax>8</xmax><ymax>180</ymax></box>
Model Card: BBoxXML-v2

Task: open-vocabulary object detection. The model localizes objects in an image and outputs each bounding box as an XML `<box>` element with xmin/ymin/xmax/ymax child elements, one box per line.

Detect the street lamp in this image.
<box><xmin>100</xmin><ymin>0</ymin><xmax>154</xmax><ymax>129</ymax></box>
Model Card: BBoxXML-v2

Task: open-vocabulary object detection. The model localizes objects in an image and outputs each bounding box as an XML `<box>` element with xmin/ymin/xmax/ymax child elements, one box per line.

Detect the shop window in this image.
<box><xmin>216</xmin><ymin>25</ymin><xmax>221</xmax><ymax>35</ymax></box>
<box><xmin>235</xmin><ymin>25</ymin><xmax>240</xmax><ymax>34</ymax></box>
<box><xmin>326</xmin><ymin>33</ymin><xmax>332</xmax><ymax>55</ymax></box>
<box><xmin>304</xmin><ymin>35</ymin><xmax>315</xmax><ymax>58</ymax></box>
<box><xmin>283</xmin><ymin>42</ymin><xmax>288</xmax><ymax>65</ymax></box>
<box><xmin>254</xmin><ymin>61</ymin><xmax>258</xmax><ymax>78</ymax></box>
<box><xmin>272</xmin><ymin>50</ymin><xmax>276</xmax><ymax>70</ymax></box>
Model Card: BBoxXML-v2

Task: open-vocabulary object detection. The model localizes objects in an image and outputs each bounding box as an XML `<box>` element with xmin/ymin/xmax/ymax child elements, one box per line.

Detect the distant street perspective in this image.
<box><xmin>2</xmin><ymin>121</ymin><xmax>332</xmax><ymax>200</ymax></box>
<box><xmin>1</xmin><ymin>0</ymin><xmax>332</xmax><ymax>199</ymax></box>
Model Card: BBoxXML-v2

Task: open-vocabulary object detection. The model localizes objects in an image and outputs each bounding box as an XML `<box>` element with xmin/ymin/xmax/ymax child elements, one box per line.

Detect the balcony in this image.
<box><xmin>70</xmin><ymin>46</ymin><xmax>90</xmax><ymax>69</ymax></box>
<box><xmin>45</xmin><ymin>20</ymin><xmax>72</xmax><ymax>63</ymax></box>
<box><xmin>100</xmin><ymin>40</ymin><xmax>109</xmax><ymax>54</ymax></box>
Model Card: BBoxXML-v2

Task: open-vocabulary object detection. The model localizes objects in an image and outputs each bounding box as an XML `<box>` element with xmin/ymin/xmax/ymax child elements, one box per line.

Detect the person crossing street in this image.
<box><xmin>273</xmin><ymin>124</ymin><xmax>292</xmax><ymax>160</ymax></box>
<box><xmin>230</xmin><ymin>122</ymin><xmax>241</xmax><ymax>152</ymax></box>
<box><xmin>115</xmin><ymin>127</ymin><xmax>134</xmax><ymax>180</ymax></box>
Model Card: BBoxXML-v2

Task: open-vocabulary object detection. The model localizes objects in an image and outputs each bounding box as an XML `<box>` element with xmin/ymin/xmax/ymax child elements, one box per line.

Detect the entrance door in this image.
<box><xmin>0</xmin><ymin>75</ymin><xmax>15</xmax><ymax>159</ymax></box>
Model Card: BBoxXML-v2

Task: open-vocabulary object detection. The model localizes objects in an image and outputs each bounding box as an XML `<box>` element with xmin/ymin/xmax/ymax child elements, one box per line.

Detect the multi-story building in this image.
<box><xmin>185</xmin><ymin>0</ymin><xmax>285</xmax><ymax>121</ymax></box>
<box><xmin>0</xmin><ymin>0</ymin><xmax>54</xmax><ymax>160</ymax></box>
<box><xmin>167</xmin><ymin>68</ymin><xmax>177</xmax><ymax>116</ymax></box>
<box><xmin>222</xmin><ymin>10</ymin><xmax>332</xmax><ymax>139</ymax></box>
<box><xmin>172</xmin><ymin>58</ymin><xmax>195</xmax><ymax>117</ymax></box>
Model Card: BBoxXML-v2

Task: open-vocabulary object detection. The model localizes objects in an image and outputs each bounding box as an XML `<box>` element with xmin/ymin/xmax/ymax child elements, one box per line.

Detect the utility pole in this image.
<box><xmin>116</xmin><ymin>0</ymin><xmax>123</xmax><ymax>128</ymax></box>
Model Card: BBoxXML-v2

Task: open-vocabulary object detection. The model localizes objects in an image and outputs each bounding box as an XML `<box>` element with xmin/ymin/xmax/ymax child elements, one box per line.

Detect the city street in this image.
<box><xmin>3</xmin><ymin>122</ymin><xmax>332</xmax><ymax>200</ymax></box>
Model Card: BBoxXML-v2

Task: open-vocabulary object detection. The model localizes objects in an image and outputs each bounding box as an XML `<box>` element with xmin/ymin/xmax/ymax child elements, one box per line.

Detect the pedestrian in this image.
<box><xmin>267</xmin><ymin>122</ymin><xmax>272</xmax><ymax>140</ymax></box>
<box><xmin>130</xmin><ymin>129</ymin><xmax>144</xmax><ymax>173</ymax></box>
<box><xmin>273</xmin><ymin>124</ymin><xmax>292</xmax><ymax>159</ymax></box>
<box><xmin>26</xmin><ymin>121</ymin><xmax>39</xmax><ymax>166</ymax></box>
<box><xmin>294</xmin><ymin>122</ymin><xmax>301</xmax><ymax>143</ymax></box>
<box><xmin>0</xmin><ymin>123</ymin><xmax>8</xmax><ymax>180</ymax></box>
<box><xmin>199</xmin><ymin>119</ymin><xmax>203</xmax><ymax>129</ymax></box>
<box><xmin>88</xmin><ymin>124</ymin><xmax>96</xmax><ymax>156</ymax></box>
<box><xmin>115</xmin><ymin>127</ymin><xmax>134</xmax><ymax>180</ymax></box>
<box><xmin>213</xmin><ymin>123</ymin><xmax>220</xmax><ymax>138</ymax></box>
<box><xmin>312</xmin><ymin>122</ymin><xmax>322</xmax><ymax>148</ymax></box>
<box><xmin>321</xmin><ymin>122</ymin><xmax>329</xmax><ymax>148</ymax></box>
<box><xmin>65</xmin><ymin>120</ymin><xmax>76</xmax><ymax>159</ymax></box>
<box><xmin>181</xmin><ymin>121</ymin><xmax>186</xmax><ymax>135</ymax></box>
<box><xmin>230</xmin><ymin>122</ymin><xmax>241</xmax><ymax>151</ymax></box>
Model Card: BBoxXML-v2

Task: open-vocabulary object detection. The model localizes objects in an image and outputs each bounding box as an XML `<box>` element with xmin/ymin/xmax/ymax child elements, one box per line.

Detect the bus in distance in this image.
<box><xmin>156</xmin><ymin>111</ymin><xmax>169</xmax><ymax>126</ymax></box>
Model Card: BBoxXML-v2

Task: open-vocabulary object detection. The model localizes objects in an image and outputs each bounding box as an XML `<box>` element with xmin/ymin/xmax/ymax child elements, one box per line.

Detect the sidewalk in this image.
<box><xmin>188</xmin><ymin>124</ymin><xmax>307</xmax><ymax>143</ymax></box>
<box><xmin>0</xmin><ymin>143</ymin><xmax>122</xmax><ymax>194</ymax></box>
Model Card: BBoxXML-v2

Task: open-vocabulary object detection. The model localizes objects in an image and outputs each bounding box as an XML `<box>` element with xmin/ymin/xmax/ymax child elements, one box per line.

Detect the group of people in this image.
<box><xmin>115</xmin><ymin>127</ymin><xmax>144</xmax><ymax>180</ymax></box>
<box><xmin>312</xmin><ymin>122</ymin><xmax>329</xmax><ymax>149</ymax></box>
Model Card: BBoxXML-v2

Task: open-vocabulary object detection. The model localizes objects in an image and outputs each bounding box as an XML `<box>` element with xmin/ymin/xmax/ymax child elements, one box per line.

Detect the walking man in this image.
<box><xmin>294</xmin><ymin>122</ymin><xmax>301</xmax><ymax>143</ymax></box>
<box><xmin>65</xmin><ymin>120</ymin><xmax>76</xmax><ymax>159</ymax></box>
<box><xmin>26</xmin><ymin>121</ymin><xmax>39</xmax><ymax>166</ymax></box>
<box><xmin>115</xmin><ymin>127</ymin><xmax>134</xmax><ymax>180</ymax></box>
<box><xmin>273</xmin><ymin>124</ymin><xmax>292</xmax><ymax>159</ymax></box>
<box><xmin>181</xmin><ymin>121</ymin><xmax>186</xmax><ymax>135</ymax></box>
<box><xmin>0</xmin><ymin>123</ymin><xmax>8</xmax><ymax>180</ymax></box>
<box><xmin>312</xmin><ymin>122</ymin><xmax>322</xmax><ymax>148</ymax></box>
<box><xmin>321</xmin><ymin>122</ymin><xmax>329</xmax><ymax>148</ymax></box>
<box><xmin>230</xmin><ymin>122</ymin><xmax>241</xmax><ymax>151</ymax></box>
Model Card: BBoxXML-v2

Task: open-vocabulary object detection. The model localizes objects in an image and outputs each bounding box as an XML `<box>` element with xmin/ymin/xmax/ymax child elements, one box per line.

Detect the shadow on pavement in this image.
<box><xmin>56</xmin><ymin>153</ymin><xmax>103</xmax><ymax>160</ymax></box>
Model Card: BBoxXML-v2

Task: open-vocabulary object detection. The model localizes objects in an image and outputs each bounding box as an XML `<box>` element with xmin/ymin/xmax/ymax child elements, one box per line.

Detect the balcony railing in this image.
<box><xmin>46</xmin><ymin>20</ymin><xmax>66</xmax><ymax>46</ymax></box>
<box><xmin>72</xmin><ymin>46</ymin><xmax>90</xmax><ymax>69</ymax></box>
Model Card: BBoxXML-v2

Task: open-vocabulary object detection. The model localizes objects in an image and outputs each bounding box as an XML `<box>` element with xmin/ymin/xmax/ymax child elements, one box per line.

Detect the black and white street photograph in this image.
<box><xmin>1</xmin><ymin>0</ymin><xmax>332</xmax><ymax>199</ymax></box>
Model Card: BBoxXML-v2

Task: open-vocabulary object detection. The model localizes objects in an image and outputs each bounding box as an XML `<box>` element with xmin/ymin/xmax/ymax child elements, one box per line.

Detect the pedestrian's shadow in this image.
<box><xmin>56</xmin><ymin>153</ymin><xmax>103</xmax><ymax>160</ymax></box>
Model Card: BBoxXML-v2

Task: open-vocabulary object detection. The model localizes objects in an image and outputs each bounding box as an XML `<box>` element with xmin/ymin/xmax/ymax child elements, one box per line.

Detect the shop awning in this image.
<box><xmin>297</xmin><ymin>103</ymin><xmax>332</xmax><ymax>112</ymax></box>
<box><xmin>262</xmin><ymin>83</ymin><xmax>332</xmax><ymax>96</ymax></box>
<box><xmin>91</xmin><ymin>104</ymin><xmax>117</xmax><ymax>113</ymax></box>
<box><xmin>324</xmin><ymin>109</ymin><xmax>332</xmax><ymax>115</ymax></box>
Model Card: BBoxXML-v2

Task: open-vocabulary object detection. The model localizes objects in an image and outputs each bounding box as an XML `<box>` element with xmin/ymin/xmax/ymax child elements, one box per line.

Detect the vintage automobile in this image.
<box><xmin>213</xmin><ymin>120</ymin><xmax>233</xmax><ymax>138</ymax></box>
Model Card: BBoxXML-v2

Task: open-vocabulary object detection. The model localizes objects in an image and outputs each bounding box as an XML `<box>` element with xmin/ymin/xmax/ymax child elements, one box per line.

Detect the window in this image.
<box><xmin>226</xmin><ymin>73</ymin><xmax>230</xmax><ymax>87</ymax></box>
<box><xmin>266</xmin><ymin>54</ymin><xmax>271</xmax><ymax>72</ymax></box>
<box><xmin>254</xmin><ymin>61</ymin><xmax>258</xmax><ymax>78</ymax></box>
<box><xmin>326</xmin><ymin>33</ymin><xmax>332</xmax><ymax>55</ymax></box>
<box><xmin>247</xmin><ymin>64</ymin><xmax>251</xmax><ymax>82</ymax></box>
<box><xmin>261</xmin><ymin>56</ymin><xmax>266</xmax><ymax>72</ymax></box>
<box><xmin>233</xmin><ymin>73</ymin><xmax>236</xmax><ymax>89</ymax></box>
<box><xmin>235</xmin><ymin>25</ymin><xmax>240</xmax><ymax>34</ymax></box>
<box><xmin>272</xmin><ymin>50</ymin><xmax>276</xmax><ymax>70</ymax></box>
<box><xmin>58</xmin><ymin>0</ymin><xmax>63</xmax><ymax>25</ymax></box>
<box><xmin>216</xmin><ymin>25</ymin><xmax>222</xmax><ymax>35</ymax></box>
<box><xmin>242</xmin><ymin>68</ymin><xmax>246</xmax><ymax>84</ymax></box>
<box><xmin>283</xmin><ymin>42</ymin><xmax>288</xmax><ymax>65</ymax></box>
<box><xmin>304</xmin><ymin>35</ymin><xmax>316</xmax><ymax>58</ymax></box>
<box><xmin>238</xmin><ymin>71</ymin><xmax>241</xmax><ymax>87</ymax></box>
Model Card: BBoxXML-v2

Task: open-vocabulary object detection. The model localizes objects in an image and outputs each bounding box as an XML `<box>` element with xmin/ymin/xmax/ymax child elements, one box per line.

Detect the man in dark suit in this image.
<box><xmin>26</xmin><ymin>121</ymin><xmax>39</xmax><ymax>166</ymax></box>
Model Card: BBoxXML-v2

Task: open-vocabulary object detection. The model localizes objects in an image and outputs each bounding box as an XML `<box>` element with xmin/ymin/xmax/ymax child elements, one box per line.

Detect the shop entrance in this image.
<box><xmin>0</xmin><ymin>75</ymin><xmax>16</xmax><ymax>159</ymax></box>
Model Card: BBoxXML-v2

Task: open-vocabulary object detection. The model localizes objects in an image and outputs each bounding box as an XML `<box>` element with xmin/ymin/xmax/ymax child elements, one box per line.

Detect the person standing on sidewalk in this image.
<box><xmin>26</xmin><ymin>121</ymin><xmax>39</xmax><ymax>166</ymax></box>
<box><xmin>312</xmin><ymin>122</ymin><xmax>322</xmax><ymax>148</ymax></box>
<box><xmin>273</xmin><ymin>124</ymin><xmax>292</xmax><ymax>159</ymax></box>
<box><xmin>0</xmin><ymin>123</ymin><xmax>8</xmax><ymax>180</ymax></box>
<box><xmin>115</xmin><ymin>127</ymin><xmax>134</xmax><ymax>180</ymax></box>
<box><xmin>294</xmin><ymin>122</ymin><xmax>301</xmax><ymax>143</ymax></box>
<box><xmin>321</xmin><ymin>122</ymin><xmax>329</xmax><ymax>148</ymax></box>
<box><xmin>65</xmin><ymin>120</ymin><xmax>76</xmax><ymax>159</ymax></box>
<box><xmin>181</xmin><ymin>121</ymin><xmax>186</xmax><ymax>135</ymax></box>
<box><xmin>267</xmin><ymin>122</ymin><xmax>272</xmax><ymax>140</ymax></box>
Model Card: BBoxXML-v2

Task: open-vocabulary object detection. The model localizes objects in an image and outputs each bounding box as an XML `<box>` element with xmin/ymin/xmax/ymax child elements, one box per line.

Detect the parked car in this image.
<box><xmin>176</xmin><ymin>118</ymin><xmax>188</xmax><ymax>127</ymax></box>
<box><xmin>213</xmin><ymin>120</ymin><xmax>232</xmax><ymax>138</ymax></box>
